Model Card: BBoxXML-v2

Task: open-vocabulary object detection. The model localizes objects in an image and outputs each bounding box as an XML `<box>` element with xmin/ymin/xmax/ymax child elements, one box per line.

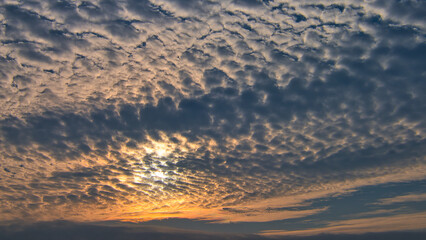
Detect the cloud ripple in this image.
<box><xmin>0</xmin><ymin>0</ymin><xmax>425</xmax><ymax>233</ymax></box>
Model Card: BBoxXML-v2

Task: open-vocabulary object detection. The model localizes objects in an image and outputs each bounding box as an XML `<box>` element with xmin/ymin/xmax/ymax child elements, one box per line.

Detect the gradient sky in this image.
<box><xmin>0</xmin><ymin>0</ymin><xmax>425</xmax><ymax>239</ymax></box>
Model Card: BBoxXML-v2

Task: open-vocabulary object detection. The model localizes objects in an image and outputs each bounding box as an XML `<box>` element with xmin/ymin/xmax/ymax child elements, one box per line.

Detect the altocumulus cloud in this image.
<box><xmin>0</xmin><ymin>0</ymin><xmax>425</xmax><ymax>237</ymax></box>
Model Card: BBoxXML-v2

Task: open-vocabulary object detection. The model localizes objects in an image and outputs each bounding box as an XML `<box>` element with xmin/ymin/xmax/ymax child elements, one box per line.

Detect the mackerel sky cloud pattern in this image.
<box><xmin>0</xmin><ymin>0</ymin><xmax>425</xmax><ymax>238</ymax></box>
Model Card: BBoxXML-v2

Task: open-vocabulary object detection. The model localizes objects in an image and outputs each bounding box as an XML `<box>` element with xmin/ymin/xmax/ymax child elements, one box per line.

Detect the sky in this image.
<box><xmin>0</xmin><ymin>0</ymin><xmax>425</xmax><ymax>239</ymax></box>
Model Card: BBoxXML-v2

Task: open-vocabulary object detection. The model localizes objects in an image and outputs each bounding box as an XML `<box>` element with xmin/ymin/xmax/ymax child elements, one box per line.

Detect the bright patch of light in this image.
<box><xmin>144</xmin><ymin>142</ymin><xmax>172</xmax><ymax>158</ymax></box>
<box><xmin>152</xmin><ymin>169</ymin><xmax>167</xmax><ymax>179</ymax></box>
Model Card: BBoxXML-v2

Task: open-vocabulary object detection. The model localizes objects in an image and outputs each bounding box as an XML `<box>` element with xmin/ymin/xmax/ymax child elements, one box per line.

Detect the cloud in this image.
<box><xmin>260</xmin><ymin>212</ymin><xmax>426</xmax><ymax>236</ymax></box>
<box><xmin>0</xmin><ymin>0</ymin><xmax>425</xmax><ymax>234</ymax></box>
<box><xmin>369</xmin><ymin>0</ymin><xmax>426</xmax><ymax>27</ymax></box>
<box><xmin>373</xmin><ymin>193</ymin><xmax>426</xmax><ymax>205</ymax></box>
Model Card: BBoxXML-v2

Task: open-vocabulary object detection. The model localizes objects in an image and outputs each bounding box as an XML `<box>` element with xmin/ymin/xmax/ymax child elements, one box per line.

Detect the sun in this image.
<box><xmin>151</xmin><ymin>168</ymin><xmax>167</xmax><ymax>180</ymax></box>
<box><xmin>143</xmin><ymin>142</ymin><xmax>172</xmax><ymax>158</ymax></box>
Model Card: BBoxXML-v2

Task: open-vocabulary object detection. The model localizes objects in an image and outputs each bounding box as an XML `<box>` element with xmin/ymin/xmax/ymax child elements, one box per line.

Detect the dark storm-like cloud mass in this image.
<box><xmin>0</xmin><ymin>0</ymin><xmax>425</xmax><ymax>236</ymax></box>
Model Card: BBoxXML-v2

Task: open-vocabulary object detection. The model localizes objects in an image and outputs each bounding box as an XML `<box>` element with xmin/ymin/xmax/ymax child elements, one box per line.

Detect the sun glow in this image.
<box><xmin>152</xmin><ymin>168</ymin><xmax>167</xmax><ymax>179</ymax></box>
<box><xmin>132</xmin><ymin>161</ymin><xmax>172</xmax><ymax>184</ymax></box>
<box><xmin>144</xmin><ymin>144</ymin><xmax>170</xmax><ymax>157</ymax></box>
